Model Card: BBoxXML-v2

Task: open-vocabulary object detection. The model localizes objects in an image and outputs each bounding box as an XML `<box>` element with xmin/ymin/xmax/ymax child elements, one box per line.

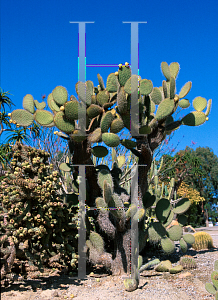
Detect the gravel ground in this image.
<box><xmin>1</xmin><ymin>228</ymin><xmax>218</xmax><ymax>300</ymax></box>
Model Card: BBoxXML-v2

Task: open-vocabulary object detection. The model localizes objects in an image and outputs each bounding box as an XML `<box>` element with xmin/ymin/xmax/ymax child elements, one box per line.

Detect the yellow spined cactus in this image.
<box><xmin>192</xmin><ymin>231</ymin><xmax>214</xmax><ymax>250</ymax></box>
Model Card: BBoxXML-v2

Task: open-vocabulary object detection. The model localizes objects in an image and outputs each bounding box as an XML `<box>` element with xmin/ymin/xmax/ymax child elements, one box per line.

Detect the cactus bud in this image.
<box><xmin>115</xmin><ymin>71</ymin><xmax>119</xmax><ymax>76</ymax></box>
<box><xmin>8</xmin><ymin>113</ymin><xmax>12</xmax><ymax>117</ymax></box>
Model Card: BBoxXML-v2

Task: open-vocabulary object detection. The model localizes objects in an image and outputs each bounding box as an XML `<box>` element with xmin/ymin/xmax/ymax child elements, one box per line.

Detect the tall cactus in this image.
<box><xmin>8</xmin><ymin>62</ymin><xmax>211</xmax><ymax>283</ymax></box>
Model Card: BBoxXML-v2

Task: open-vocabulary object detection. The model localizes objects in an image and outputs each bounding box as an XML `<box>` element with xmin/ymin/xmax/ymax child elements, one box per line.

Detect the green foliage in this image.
<box><xmin>0</xmin><ymin>142</ymin><xmax>80</xmax><ymax>280</ymax></box>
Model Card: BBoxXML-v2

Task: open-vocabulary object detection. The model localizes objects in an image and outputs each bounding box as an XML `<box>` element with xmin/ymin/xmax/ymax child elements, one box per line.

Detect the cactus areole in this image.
<box><xmin>8</xmin><ymin>62</ymin><xmax>212</xmax><ymax>278</ymax></box>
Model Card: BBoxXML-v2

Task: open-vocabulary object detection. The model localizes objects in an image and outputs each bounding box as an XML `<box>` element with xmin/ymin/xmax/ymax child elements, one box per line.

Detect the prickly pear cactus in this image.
<box><xmin>205</xmin><ymin>260</ymin><xmax>218</xmax><ymax>299</ymax></box>
<box><xmin>6</xmin><ymin>61</ymin><xmax>212</xmax><ymax>292</ymax></box>
<box><xmin>0</xmin><ymin>142</ymin><xmax>79</xmax><ymax>283</ymax></box>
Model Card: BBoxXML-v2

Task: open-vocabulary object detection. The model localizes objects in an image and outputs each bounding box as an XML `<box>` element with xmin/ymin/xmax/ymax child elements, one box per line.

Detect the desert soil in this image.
<box><xmin>1</xmin><ymin>227</ymin><xmax>218</xmax><ymax>300</ymax></box>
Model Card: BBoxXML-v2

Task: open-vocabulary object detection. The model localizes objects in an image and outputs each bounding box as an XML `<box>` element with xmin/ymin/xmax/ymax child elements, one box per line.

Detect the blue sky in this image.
<box><xmin>1</xmin><ymin>0</ymin><xmax>218</xmax><ymax>167</ymax></box>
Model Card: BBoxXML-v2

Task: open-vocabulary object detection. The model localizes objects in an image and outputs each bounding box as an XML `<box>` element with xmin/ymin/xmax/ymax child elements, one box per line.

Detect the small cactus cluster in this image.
<box><xmin>179</xmin><ymin>255</ymin><xmax>197</xmax><ymax>269</ymax></box>
<box><xmin>0</xmin><ymin>142</ymin><xmax>80</xmax><ymax>281</ymax></box>
<box><xmin>205</xmin><ymin>260</ymin><xmax>218</xmax><ymax>299</ymax></box>
<box><xmin>192</xmin><ymin>231</ymin><xmax>214</xmax><ymax>250</ymax></box>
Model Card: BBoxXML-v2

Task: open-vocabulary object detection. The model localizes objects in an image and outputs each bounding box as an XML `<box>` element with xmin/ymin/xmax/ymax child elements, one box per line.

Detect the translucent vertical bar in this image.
<box><xmin>123</xmin><ymin>22</ymin><xmax>147</xmax><ymax>137</ymax></box>
<box><xmin>130</xmin><ymin>164</ymin><xmax>139</xmax><ymax>277</ymax></box>
<box><xmin>77</xmin><ymin>165</ymin><xmax>86</xmax><ymax>279</ymax></box>
<box><xmin>78</xmin><ymin>22</ymin><xmax>86</xmax><ymax>135</ymax></box>
<box><xmin>69</xmin><ymin>21</ymin><xmax>94</xmax><ymax>136</ymax></box>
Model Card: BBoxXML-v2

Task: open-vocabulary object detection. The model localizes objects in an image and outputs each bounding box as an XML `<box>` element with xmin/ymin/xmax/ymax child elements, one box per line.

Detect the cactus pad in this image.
<box><xmin>126</xmin><ymin>204</ymin><xmax>137</xmax><ymax>219</ymax></box>
<box><xmin>150</xmin><ymin>87</ymin><xmax>162</xmax><ymax>105</ymax></box>
<box><xmin>120</xmin><ymin>139</ymin><xmax>136</xmax><ymax>149</ymax></box>
<box><xmin>47</xmin><ymin>93</ymin><xmax>60</xmax><ymax>112</ymax></box>
<box><xmin>142</xmin><ymin>193</ymin><xmax>156</xmax><ymax>209</ymax></box>
<box><xmin>117</xmin><ymin>86</ymin><xmax>128</xmax><ymax>113</ymax></box>
<box><xmin>64</xmin><ymin>100</ymin><xmax>80</xmax><ymax>121</ymax></box>
<box><xmin>95</xmin><ymin>197</ymin><xmax>108</xmax><ymax>213</ymax></box>
<box><xmin>167</xmin><ymin>225</ymin><xmax>183</xmax><ymax>241</ymax></box>
<box><xmin>87</xmin><ymin>104</ymin><xmax>103</xmax><ymax>119</ymax></box>
<box><xmin>169</xmin><ymin>62</ymin><xmax>180</xmax><ymax>79</ymax></box>
<box><xmin>178</xmin><ymin>81</ymin><xmax>192</xmax><ymax>98</ymax></box>
<box><xmin>124</xmin><ymin>75</ymin><xmax>139</xmax><ymax>95</ymax></box>
<box><xmin>180</xmin><ymin>237</ymin><xmax>188</xmax><ymax>253</ymax></box>
<box><xmin>91</xmin><ymin>146</ymin><xmax>108</xmax><ymax>158</ymax></box>
<box><xmin>193</xmin><ymin>96</ymin><xmax>207</xmax><ymax>111</ymax></box>
<box><xmin>71</xmin><ymin>129</ymin><xmax>87</xmax><ymax>142</ymax></box>
<box><xmin>161</xmin><ymin>62</ymin><xmax>171</xmax><ymax>81</ymax></box>
<box><xmin>106</xmin><ymin>73</ymin><xmax>119</xmax><ymax>92</ymax></box>
<box><xmin>100</xmin><ymin>111</ymin><xmax>114</xmax><ymax>133</ymax></box>
<box><xmin>97</xmin><ymin>90</ymin><xmax>110</xmax><ymax>106</ymax></box>
<box><xmin>34</xmin><ymin>100</ymin><xmax>46</xmax><ymax>110</ymax></box>
<box><xmin>110</xmin><ymin>118</ymin><xmax>124</xmax><ymax>133</ymax></box>
<box><xmin>139</xmin><ymin>125</ymin><xmax>151</xmax><ymax>134</ymax></box>
<box><xmin>155</xmin><ymin>98</ymin><xmax>174</xmax><ymax>121</ymax></box>
<box><xmin>52</xmin><ymin>86</ymin><xmax>68</xmax><ymax>105</ymax></box>
<box><xmin>155</xmin><ymin>260</ymin><xmax>172</xmax><ymax>272</ymax></box>
<box><xmin>211</xmin><ymin>271</ymin><xmax>218</xmax><ymax>290</ymax></box>
<box><xmin>118</xmin><ymin>65</ymin><xmax>131</xmax><ymax>86</ymax></box>
<box><xmin>161</xmin><ymin>237</ymin><xmax>175</xmax><ymax>255</ymax></box>
<box><xmin>34</xmin><ymin>110</ymin><xmax>54</xmax><ymax>126</ymax></box>
<box><xmin>97</xmin><ymin>168</ymin><xmax>114</xmax><ymax>190</ymax></box>
<box><xmin>88</xmin><ymin>128</ymin><xmax>102</xmax><ymax>143</ymax></box>
<box><xmin>173</xmin><ymin>198</ymin><xmax>191</xmax><ymax>214</ymax></box>
<box><xmin>102</xmin><ymin>133</ymin><xmax>120</xmax><ymax>147</ymax></box>
<box><xmin>170</xmin><ymin>265</ymin><xmax>183</xmax><ymax>274</ymax></box>
<box><xmin>89</xmin><ymin>231</ymin><xmax>105</xmax><ymax>254</ymax></box>
<box><xmin>108</xmin><ymin>193</ymin><xmax>125</xmax><ymax>219</ymax></box>
<box><xmin>163</xmin><ymin>210</ymin><xmax>175</xmax><ymax>228</ymax></box>
<box><xmin>205</xmin><ymin>99</ymin><xmax>212</xmax><ymax>117</ymax></box>
<box><xmin>170</xmin><ymin>77</ymin><xmax>176</xmax><ymax>99</ymax></box>
<box><xmin>139</xmin><ymin>79</ymin><xmax>153</xmax><ymax>95</ymax></box>
<box><xmin>148</xmin><ymin>222</ymin><xmax>167</xmax><ymax>243</ymax></box>
<box><xmin>103</xmin><ymin>180</ymin><xmax>113</xmax><ymax>204</ymax></box>
<box><xmin>177</xmin><ymin>214</ymin><xmax>187</xmax><ymax>226</ymax></box>
<box><xmin>23</xmin><ymin>94</ymin><xmax>35</xmax><ymax>113</ymax></box>
<box><xmin>183</xmin><ymin>234</ymin><xmax>195</xmax><ymax>245</ymax></box>
<box><xmin>11</xmin><ymin>109</ymin><xmax>34</xmax><ymax>127</ymax></box>
<box><xmin>133</xmin><ymin>208</ymin><xmax>145</xmax><ymax>222</ymax></box>
<box><xmin>205</xmin><ymin>282</ymin><xmax>217</xmax><ymax>295</ymax></box>
<box><xmin>178</xmin><ymin>98</ymin><xmax>190</xmax><ymax>109</ymax></box>
<box><xmin>97</xmin><ymin>73</ymin><xmax>105</xmax><ymax>90</ymax></box>
<box><xmin>155</xmin><ymin>198</ymin><xmax>171</xmax><ymax>223</ymax></box>
<box><xmin>54</xmin><ymin>111</ymin><xmax>75</xmax><ymax>134</ymax></box>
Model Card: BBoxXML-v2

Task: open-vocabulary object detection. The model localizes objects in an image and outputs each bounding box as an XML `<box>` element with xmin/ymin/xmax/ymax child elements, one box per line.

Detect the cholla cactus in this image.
<box><xmin>0</xmin><ymin>142</ymin><xmax>79</xmax><ymax>282</ymax></box>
